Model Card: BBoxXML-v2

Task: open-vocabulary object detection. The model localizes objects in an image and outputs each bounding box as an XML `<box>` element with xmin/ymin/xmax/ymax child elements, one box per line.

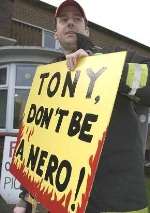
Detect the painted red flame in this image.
<box><xmin>10</xmin><ymin>160</ymin><xmax>72</xmax><ymax>213</ymax></box>
<box><xmin>27</xmin><ymin>127</ymin><xmax>34</xmax><ymax>142</ymax></box>
<box><xmin>26</xmin><ymin>127</ymin><xmax>29</xmax><ymax>134</ymax></box>
<box><xmin>11</xmin><ymin>124</ymin><xmax>25</xmax><ymax>161</ymax></box>
<box><xmin>76</xmin><ymin>131</ymin><xmax>107</xmax><ymax>213</ymax></box>
<box><xmin>10</xmin><ymin>128</ymin><xmax>107</xmax><ymax>213</ymax></box>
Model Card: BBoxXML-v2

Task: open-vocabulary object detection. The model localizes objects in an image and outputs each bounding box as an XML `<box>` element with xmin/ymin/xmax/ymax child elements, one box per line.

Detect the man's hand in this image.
<box><xmin>13</xmin><ymin>206</ymin><xmax>26</xmax><ymax>213</ymax></box>
<box><xmin>66</xmin><ymin>49</ymin><xmax>89</xmax><ymax>70</ymax></box>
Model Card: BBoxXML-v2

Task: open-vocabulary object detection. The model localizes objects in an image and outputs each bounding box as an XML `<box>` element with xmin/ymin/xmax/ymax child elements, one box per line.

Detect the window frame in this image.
<box><xmin>42</xmin><ymin>29</ymin><xmax>61</xmax><ymax>50</ymax></box>
<box><xmin>13</xmin><ymin>64</ymin><xmax>37</xmax><ymax>131</ymax></box>
<box><xmin>0</xmin><ymin>65</ymin><xmax>9</xmax><ymax>131</ymax></box>
<box><xmin>0</xmin><ymin>65</ymin><xmax>9</xmax><ymax>87</ymax></box>
<box><xmin>0</xmin><ymin>63</ymin><xmax>39</xmax><ymax>134</ymax></box>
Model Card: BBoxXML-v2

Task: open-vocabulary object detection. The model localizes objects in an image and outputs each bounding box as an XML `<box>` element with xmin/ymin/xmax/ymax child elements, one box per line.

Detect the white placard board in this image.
<box><xmin>0</xmin><ymin>136</ymin><xmax>21</xmax><ymax>204</ymax></box>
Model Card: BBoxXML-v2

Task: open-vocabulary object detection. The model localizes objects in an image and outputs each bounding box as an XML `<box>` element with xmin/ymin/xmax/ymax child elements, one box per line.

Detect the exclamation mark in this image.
<box><xmin>71</xmin><ymin>167</ymin><xmax>85</xmax><ymax>211</ymax></box>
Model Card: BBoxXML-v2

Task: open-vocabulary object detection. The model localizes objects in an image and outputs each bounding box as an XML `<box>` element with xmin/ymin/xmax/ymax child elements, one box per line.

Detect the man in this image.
<box><xmin>14</xmin><ymin>0</ymin><xmax>150</xmax><ymax>213</ymax></box>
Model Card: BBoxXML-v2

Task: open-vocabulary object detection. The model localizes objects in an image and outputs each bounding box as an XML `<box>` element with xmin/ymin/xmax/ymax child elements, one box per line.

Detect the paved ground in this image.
<box><xmin>0</xmin><ymin>196</ymin><xmax>14</xmax><ymax>213</ymax></box>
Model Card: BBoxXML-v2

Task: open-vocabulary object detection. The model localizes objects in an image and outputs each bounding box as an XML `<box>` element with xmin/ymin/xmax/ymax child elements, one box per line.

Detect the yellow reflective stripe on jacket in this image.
<box><xmin>126</xmin><ymin>63</ymin><xmax>136</xmax><ymax>88</ymax></box>
<box><xmin>126</xmin><ymin>63</ymin><xmax>148</xmax><ymax>95</ymax></box>
<box><xmin>128</xmin><ymin>207</ymin><xmax>148</xmax><ymax>213</ymax></box>
<box><xmin>140</xmin><ymin>64</ymin><xmax>148</xmax><ymax>88</ymax></box>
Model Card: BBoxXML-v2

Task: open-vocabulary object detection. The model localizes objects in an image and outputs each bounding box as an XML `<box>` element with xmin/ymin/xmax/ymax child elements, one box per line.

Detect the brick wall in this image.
<box><xmin>10</xmin><ymin>0</ymin><xmax>56</xmax><ymax>46</ymax></box>
<box><xmin>0</xmin><ymin>0</ymin><xmax>149</xmax><ymax>57</ymax></box>
<box><xmin>89</xmin><ymin>24</ymin><xmax>150</xmax><ymax>57</ymax></box>
<box><xmin>11</xmin><ymin>19</ymin><xmax>42</xmax><ymax>45</ymax></box>
<box><xmin>0</xmin><ymin>0</ymin><xmax>14</xmax><ymax>37</ymax></box>
<box><xmin>13</xmin><ymin>0</ymin><xmax>55</xmax><ymax>31</ymax></box>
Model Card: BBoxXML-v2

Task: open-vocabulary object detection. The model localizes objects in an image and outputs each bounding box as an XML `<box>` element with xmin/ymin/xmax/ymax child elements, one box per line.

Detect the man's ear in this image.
<box><xmin>85</xmin><ymin>26</ymin><xmax>90</xmax><ymax>37</ymax></box>
<box><xmin>54</xmin><ymin>31</ymin><xmax>58</xmax><ymax>40</ymax></box>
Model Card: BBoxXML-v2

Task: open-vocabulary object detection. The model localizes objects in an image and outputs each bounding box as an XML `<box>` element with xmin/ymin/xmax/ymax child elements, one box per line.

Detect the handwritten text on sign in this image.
<box><xmin>10</xmin><ymin>52</ymin><xmax>126</xmax><ymax>213</ymax></box>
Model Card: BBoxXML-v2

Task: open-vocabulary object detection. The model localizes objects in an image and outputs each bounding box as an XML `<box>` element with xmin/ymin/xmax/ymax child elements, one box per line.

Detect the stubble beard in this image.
<box><xmin>61</xmin><ymin>39</ymin><xmax>77</xmax><ymax>54</ymax></box>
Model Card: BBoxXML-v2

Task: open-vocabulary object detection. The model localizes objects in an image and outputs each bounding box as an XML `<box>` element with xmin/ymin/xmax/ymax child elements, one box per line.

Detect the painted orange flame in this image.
<box><xmin>10</xmin><ymin>127</ymin><xmax>107</xmax><ymax>213</ymax></box>
<box><xmin>11</xmin><ymin>124</ymin><xmax>25</xmax><ymax>160</ymax></box>
<box><xmin>10</xmin><ymin>159</ymin><xmax>72</xmax><ymax>213</ymax></box>
<box><xmin>76</xmin><ymin>131</ymin><xmax>107</xmax><ymax>213</ymax></box>
<box><xmin>27</xmin><ymin>127</ymin><xmax>34</xmax><ymax>142</ymax></box>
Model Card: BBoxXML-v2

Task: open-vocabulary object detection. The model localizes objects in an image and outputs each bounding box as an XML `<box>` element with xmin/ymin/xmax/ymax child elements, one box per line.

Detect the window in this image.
<box><xmin>43</xmin><ymin>30</ymin><xmax>55</xmax><ymax>49</ymax></box>
<box><xmin>0</xmin><ymin>67</ymin><xmax>7</xmax><ymax>85</ymax></box>
<box><xmin>43</xmin><ymin>30</ymin><xmax>61</xmax><ymax>50</ymax></box>
<box><xmin>11</xmin><ymin>19</ymin><xmax>62</xmax><ymax>50</ymax></box>
<box><xmin>0</xmin><ymin>66</ymin><xmax>8</xmax><ymax>129</ymax></box>
<box><xmin>15</xmin><ymin>64</ymin><xmax>35</xmax><ymax>86</ymax></box>
<box><xmin>0</xmin><ymin>64</ymin><xmax>38</xmax><ymax>132</ymax></box>
<box><xmin>13</xmin><ymin>65</ymin><xmax>37</xmax><ymax>129</ymax></box>
<box><xmin>13</xmin><ymin>89</ymin><xmax>29</xmax><ymax>129</ymax></box>
<box><xmin>0</xmin><ymin>90</ymin><xmax>7</xmax><ymax>128</ymax></box>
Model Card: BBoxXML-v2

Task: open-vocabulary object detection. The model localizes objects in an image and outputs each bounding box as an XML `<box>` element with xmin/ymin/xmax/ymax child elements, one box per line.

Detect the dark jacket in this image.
<box><xmin>77</xmin><ymin>34</ymin><xmax>150</xmax><ymax>212</ymax></box>
<box><xmin>19</xmin><ymin>33</ymin><xmax>150</xmax><ymax>213</ymax></box>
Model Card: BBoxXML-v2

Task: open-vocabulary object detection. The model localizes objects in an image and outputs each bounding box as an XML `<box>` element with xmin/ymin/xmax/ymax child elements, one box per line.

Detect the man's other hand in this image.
<box><xmin>13</xmin><ymin>206</ymin><xmax>26</xmax><ymax>213</ymax></box>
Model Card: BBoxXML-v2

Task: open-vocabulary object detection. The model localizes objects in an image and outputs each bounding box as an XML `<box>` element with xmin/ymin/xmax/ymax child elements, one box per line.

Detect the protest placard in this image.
<box><xmin>10</xmin><ymin>52</ymin><xmax>126</xmax><ymax>213</ymax></box>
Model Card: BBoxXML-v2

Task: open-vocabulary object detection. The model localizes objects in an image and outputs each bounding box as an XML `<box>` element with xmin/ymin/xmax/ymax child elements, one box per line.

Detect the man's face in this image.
<box><xmin>55</xmin><ymin>5</ymin><xmax>89</xmax><ymax>52</ymax></box>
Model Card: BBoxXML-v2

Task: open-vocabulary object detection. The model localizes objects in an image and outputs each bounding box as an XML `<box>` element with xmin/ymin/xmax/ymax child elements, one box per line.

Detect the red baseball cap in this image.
<box><xmin>55</xmin><ymin>0</ymin><xmax>87</xmax><ymax>22</ymax></box>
